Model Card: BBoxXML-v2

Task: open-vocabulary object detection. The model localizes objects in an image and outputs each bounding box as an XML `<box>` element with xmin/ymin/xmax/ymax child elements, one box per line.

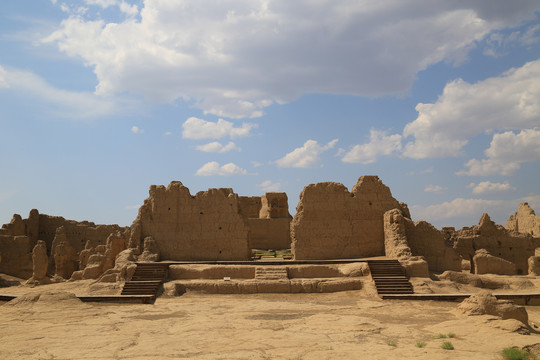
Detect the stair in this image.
<box><xmin>121</xmin><ymin>263</ymin><xmax>169</xmax><ymax>298</ymax></box>
<box><xmin>367</xmin><ymin>260</ymin><xmax>414</xmax><ymax>295</ymax></box>
<box><xmin>255</xmin><ymin>266</ymin><xmax>289</xmax><ymax>280</ymax></box>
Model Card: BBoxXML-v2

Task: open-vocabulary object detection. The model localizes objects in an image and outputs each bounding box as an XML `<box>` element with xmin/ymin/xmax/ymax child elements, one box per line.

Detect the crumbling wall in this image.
<box><xmin>238</xmin><ymin>196</ymin><xmax>262</xmax><ymax>218</ymax></box>
<box><xmin>406</xmin><ymin>220</ymin><xmax>462</xmax><ymax>273</ymax></box>
<box><xmin>0</xmin><ymin>209</ymin><xmax>128</xmax><ymax>279</ymax></box>
<box><xmin>240</xmin><ymin>193</ymin><xmax>292</xmax><ymax>250</ymax></box>
<box><xmin>383</xmin><ymin>208</ymin><xmax>460</xmax><ymax>274</ymax></box>
<box><xmin>454</xmin><ymin>213</ymin><xmax>540</xmax><ymax>275</ymax></box>
<box><xmin>259</xmin><ymin>193</ymin><xmax>290</xmax><ymax>219</ymax></box>
<box><xmin>0</xmin><ymin>235</ymin><xmax>32</xmax><ymax>278</ymax></box>
<box><xmin>291</xmin><ymin>176</ymin><xmax>406</xmax><ymax>260</ymax></box>
<box><xmin>131</xmin><ymin>181</ymin><xmax>251</xmax><ymax>261</ymax></box>
<box><xmin>37</xmin><ymin>214</ymin><xmax>125</xmax><ymax>254</ymax></box>
<box><xmin>506</xmin><ymin>202</ymin><xmax>540</xmax><ymax>236</ymax></box>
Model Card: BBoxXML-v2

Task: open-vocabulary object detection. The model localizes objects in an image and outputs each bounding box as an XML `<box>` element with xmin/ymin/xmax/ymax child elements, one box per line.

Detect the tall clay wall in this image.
<box><xmin>132</xmin><ymin>181</ymin><xmax>251</xmax><ymax>261</ymax></box>
<box><xmin>405</xmin><ymin>220</ymin><xmax>462</xmax><ymax>272</ymax></box>
<box><xmin>291</xmin><ymin>176</ymin><xmax>406</xmax><ymax>260</ymax></box>
<box><xmin>240</xmin><ymin>193</ymin><xmax>292</xmax><ymax>250</ymax></box>
<box><xmin>0</xmin><ymin>235</ymin><xmax>32</xmax><ymax>278</ymax></box>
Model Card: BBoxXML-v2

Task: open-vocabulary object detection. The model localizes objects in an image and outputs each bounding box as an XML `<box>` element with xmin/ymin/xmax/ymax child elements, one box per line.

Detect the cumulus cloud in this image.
<box><xmin>411</xmin><ymin>198</ymin><xmax>503</xmax><ymax>221</ymax></box>
<box><xmin>131</xmin><ymin>125</ymin><xmax>144</xmax><ymax>134</ymax></box>
<box><xmin>258</xmin><ymin>180</ymin><xmax>280</xmax><ymax>192</ymax></box>
<box><xmin>195</xmin><ymin>141</ymin><xmax>240</xmax><ymax>153</ymax></box>
<box><xmin>84</xmin><ymin>0</ymin><xmax>138</xmax><ymax>16</ymax></box>
<box><xmin>44</xmin><ymin>1</ymin><xmax>540</xmax><ymax>118</ymax></box>
<box><xmin>276</xmin><ymin>139</ymin><xmax>338</xmax><ymax>168</ymax></box>
<box><xmin>468</xmin><ymin>181</ymin><xmax>514</xmax><ymax>194</ymax></box>
<box><xmin>457</xmin><ymin>128</ymin><xmax>540</xmax><ymax>176</ymax></box>
<box><xmin>195</xmin><ymin>161</ymin><xmax>247</xmax><ymax>176</ymax></box>
<box><xmin>424</xmin><ymin>185</ymin><xmax>447</xmax><ymax>193</ymax></box>
<box><xmin>342</xmin><ymin>130</ymin><xmax>402</xmax><ymax>164</ymax></box>
<box><xmin>403</xmin><ymin>59</ymin><xmax>540</xmax><ymax>159</ymax></box>
<box><xmin>182</xmin><ymin>117</ymin><xmax>257</xmax><ymax>140</ymax></box>
<box><xmin>0</xmin><ymin>65</ymin><xmax>118</xmax><ymax>118</ymax></box>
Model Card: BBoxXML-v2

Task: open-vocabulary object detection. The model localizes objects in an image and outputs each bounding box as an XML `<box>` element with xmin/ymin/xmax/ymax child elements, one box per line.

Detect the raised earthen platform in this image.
<box><xmin>0</xmin><ymin>294</ymin><xmax>155</xmax><ymax>304</ymax></box>
<box><xmin>382</xmin><ymin>293</ymin><xmax>540</xmax><ymax>305</ymax></box>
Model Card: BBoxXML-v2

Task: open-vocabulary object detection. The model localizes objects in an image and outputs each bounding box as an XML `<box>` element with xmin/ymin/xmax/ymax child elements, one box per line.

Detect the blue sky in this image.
<box><xmin>1</xmin><ymin>0</ymin><xmax>539</xmax><ymax>229</ymax></box>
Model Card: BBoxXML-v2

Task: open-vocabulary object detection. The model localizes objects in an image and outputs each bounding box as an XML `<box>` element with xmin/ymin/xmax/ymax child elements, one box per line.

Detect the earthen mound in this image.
<box><xmin>7</xmin><ymin>291</ymin><xmax>81</xmax><ymax>307</ymax></box>
<box><xmin>437</xmin><ymin>271</ymin><xmax>509</xmax><ymax>289</ymax></box>
<box><xmin>457</xmin><ymin>291</ymin><xmax>528</xmax><ymax>325</ymax></box>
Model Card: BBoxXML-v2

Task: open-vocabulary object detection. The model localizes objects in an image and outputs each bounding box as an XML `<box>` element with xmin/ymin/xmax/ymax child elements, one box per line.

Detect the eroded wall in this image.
<box><xmin>240</xmin><ymin>193</ymin><xmax>292</xmax><ymax>250</ymax></box>
<box><xmin>383</xmin><ymin>208</ymin><xmax>461</xmax><ymax>273</ymax></box>
<box><xmin>0</xmin><ymin>210</ymin><xmax>127</xmax><ymax>278</ymax></box>
<box><xmin>0</xmin><ymin>235</ymin><xmax>32</xmax><ymax>278</ymax></box>
<box><xmin>131</xmin><ymin>181</ymin><xmax>251</xmax><ymax>261</ymax></box>
<box><xmin>454</xmin><ymin>213</ymin><xmax>540</xmax><ymax>275</ymax></box>
<box><xmin>291</xmin><ymin>176</ymin><xmax>407</xmax><ymax>260</ymax></box>
<box><xmin>506</xmin><ymin>202</ymin><xmax>540</xmax><ymax>237</ymax></box>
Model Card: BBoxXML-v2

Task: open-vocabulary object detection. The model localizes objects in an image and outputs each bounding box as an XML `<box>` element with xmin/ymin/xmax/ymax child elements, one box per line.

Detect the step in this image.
<box><xmin>367</xmin><ymin>260</ymin><xmax>414</xmax><ymax>296</ymax></box>
<box><xmin>254</xmin><ymin>267</ymin><xmax>289</xmax><ymax>280</ymax></box>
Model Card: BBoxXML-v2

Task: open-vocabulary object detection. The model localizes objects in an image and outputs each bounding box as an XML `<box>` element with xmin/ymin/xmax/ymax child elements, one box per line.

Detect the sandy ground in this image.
<box><xmin>1</xmin><ymin>277</ymin><xmax>540</xmax><ymax>360</ymax></box>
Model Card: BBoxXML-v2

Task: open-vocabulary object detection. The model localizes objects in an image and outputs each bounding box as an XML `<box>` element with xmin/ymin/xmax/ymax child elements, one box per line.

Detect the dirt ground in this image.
<box><xmin>1</xmin><ymin>277</ymin><xmax>540</xmax><ymax>359</ymax></box>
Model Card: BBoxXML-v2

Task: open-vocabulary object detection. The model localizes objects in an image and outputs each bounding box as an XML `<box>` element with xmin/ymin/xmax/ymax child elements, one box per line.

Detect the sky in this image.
<box><xmin>1</xmin><ymin>0</ymin><xmax>539</xmax><ymax>230</ymax></box>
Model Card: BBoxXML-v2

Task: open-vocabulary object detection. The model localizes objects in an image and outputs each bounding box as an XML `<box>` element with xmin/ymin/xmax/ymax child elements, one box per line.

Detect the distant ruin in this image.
<box><xmin>1</xmin><ymin>175</ymin><xmax>539</xmax><ymax>290</ymax></box>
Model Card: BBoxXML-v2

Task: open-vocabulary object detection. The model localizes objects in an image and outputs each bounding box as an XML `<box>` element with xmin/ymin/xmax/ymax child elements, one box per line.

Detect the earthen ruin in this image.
<box><xmin>1</xmin><ymin>175</ymin><xmax>539</xmax><ymax>299</ymax></box>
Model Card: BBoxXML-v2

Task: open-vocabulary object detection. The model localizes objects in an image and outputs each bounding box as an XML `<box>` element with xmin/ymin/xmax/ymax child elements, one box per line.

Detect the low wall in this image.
<box><xmin>168</xmin><ymin>263</ymin><xmax>368</xmax><ymax>280</ymax></box>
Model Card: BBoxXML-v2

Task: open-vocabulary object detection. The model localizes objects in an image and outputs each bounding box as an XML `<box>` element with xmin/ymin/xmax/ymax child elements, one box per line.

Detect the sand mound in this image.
<box><xmin>457</xmin><ymin>291</ymin><xmax>529</xmax><ymax>325</ymax></box>
<box><xmin>437</xmin><ymin>271</ymin><xmax>509</xmax><ymax>289</ymax></box>
<box><xmin>7</xmin><ymin>291</ymin><xmax>82</xmax><ymax>307</ymax></box>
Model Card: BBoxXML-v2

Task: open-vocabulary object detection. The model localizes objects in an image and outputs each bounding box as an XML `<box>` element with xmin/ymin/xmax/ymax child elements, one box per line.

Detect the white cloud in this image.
<box><xmin>164</xmin><ymin>131</ymin><xmax>172</xmax><ymax>136</ymax></box>
<box><xmin>411</xmin><ymin>198</ymin><xmax>503</xmax><ymax>221</ymax></box>
<box><xmin>251</xmin><ymin>161</ymin><xmax>263</xmax><ymax>168</ymax></box>
<box><xmin>195</xmin><ymin>141</ymin><xmax>240</xmax><ymax>153</ymax></box>
<box><xmin>195</xmin><ymin>161</ymin><xmax>247</xmax><ymax>176</ymax></box>
<box><xmin>483</xmin><ymin>25</ymin><xmax>540</xmax><ymax>57</ymax></box>
<box><xmin>457</xmin><ymin>128</ymin><xmax>540</xmax><ymax>176</ymax></box>
<box><xmin>258</xmin><ymin>180</ymin><xmax>281</xmax><ymax>192</ymax></box>
<box><xmin>276</xmin><ymin>139</ymin><xmax>338</xmax><ymax>168</ymax></box>
<box><xmin>182</xmin><ymin>117</ymin><xmax>257</xmax><ymax>140</ymax></box>
<box><xmin>0</xmin><ymin>65</ymin><xmax>118</xmax><ymax>118</ymax></box>
<box><xmin>131</xmin><ymin>125</ymin><xmax>144</xmax><ymax>134</ymax></box>
<box><xmin>44</xmin><ymin>1</ymin><xmax>540</xmax><ymax>119</ymax></box>
<box><xmin>342</xmin><ymin>129</ymin><xmax>402</xmax><ymax>164</ymax></box>
<box><xmin>424</xmin><ymin>185</ymin><xmax>447</xmax><ymax>193</ymax></box>
<box><xmin>84</xmin><ymin>0</ymin><xmax>138</xmax><ymax>16</ymax></box>
<box><xmin>403</xmin><ymin>59</ymin><xmax>540</xmax><ymax>159</ymax></box>
<box><xmin>468</xmin><ymin>181</ymin><xmax>514</xmax><ymax>194</ymax></box>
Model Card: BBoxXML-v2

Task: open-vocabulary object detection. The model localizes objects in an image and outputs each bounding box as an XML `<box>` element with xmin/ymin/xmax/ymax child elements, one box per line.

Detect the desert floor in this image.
<box><xmin>1</xmin><ymin>277</ymin><xmax>540</xmax><ymax>360</ymax></box>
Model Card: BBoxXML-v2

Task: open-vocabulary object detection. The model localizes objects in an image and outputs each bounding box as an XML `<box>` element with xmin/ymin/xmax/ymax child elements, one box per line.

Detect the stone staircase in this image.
<box><xmin>367</xmin><ymin>260</ymin><xmax>414</xmax><ymax>295</ymax></box>
<box><xmin>254</xmin><ymin>266</ymin><xmax>289</xmax><ymax>280</ymax></box>
<box><xmin>121</xmin><ymin>263</ymin><xmax>169</xmax><ymax>298</ymax></box>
